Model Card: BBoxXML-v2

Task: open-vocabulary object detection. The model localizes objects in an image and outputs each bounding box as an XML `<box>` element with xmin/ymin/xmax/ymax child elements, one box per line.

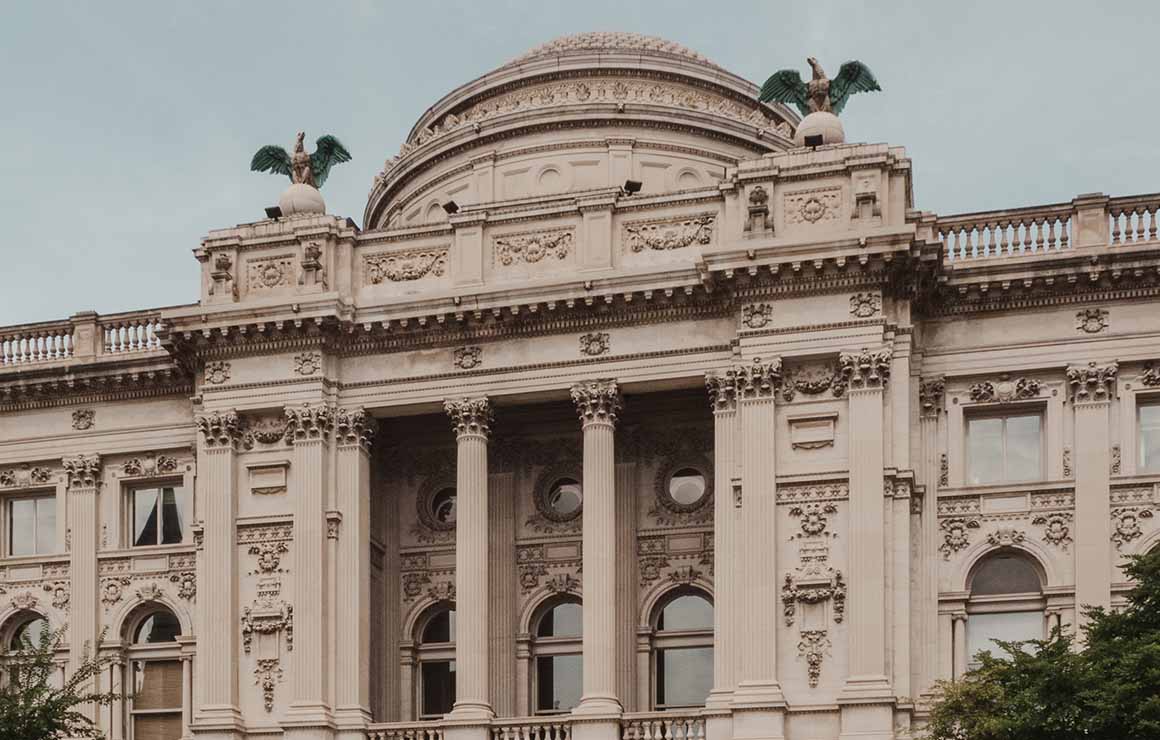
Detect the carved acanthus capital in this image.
<box><xmin>570</xmin><ymin>380</ymin><xmax>622</xmax><ymax>426</ymax></box>
<box><xmin>196</xmin><ymin>409</ymin><xmax>243</xmax><ymax>448</ymax></box>
<box><xmin>335</xmin><ymin>406</ymin><xmax>375</xmax><ymax>450</ymax></box>
<box><xmin>1067</xmin><ymin>361</ymin><xmax>1118</xmax><ymax>403</ymax></box>
<box><xmin>733</xmin><ymin>357</ymin><xmax>783</xmax><ymax>400</ymax></box>
<box><xmin>705</xmin><ymin>370</ymin><xmax>738</xmax><ymax>412</ymax></box>
<box><xmin>283</xmin><ymin>403</ymin><xmax>334</xmax><ymax>442</ymax></box>
<box><xmin>444</xmin><ymin>397</ymin><xmax>493</xmax><ymax>438</ymax></box>
<box><xmin>919</xmin><ymin>376</ymin><xmax>946</xmax><ymax>415</ymax></box>
<box><xmin>839</xmin><ymin>348</ymin><xmax>892</xmax><ymax>389</ymax></box>
<box><xmin>62</xmin><ymin>454</ymin><xmax>101</xmax><ymax>489</ymax></box>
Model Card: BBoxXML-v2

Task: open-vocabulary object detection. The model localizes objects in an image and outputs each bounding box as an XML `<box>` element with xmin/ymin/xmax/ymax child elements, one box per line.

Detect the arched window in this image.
<box><xmin>651</xmin><ymin>590</ymin><xmax>713</xmax><ymax>710</ymax></box>
<box><xmin>126</xmin><ymin>606</ymin><xmax>184</xmax><ymax>740</ymax></box>
<box><xmin>6</xmin><ymin>613</ymin><xmax>48</xmax><ymax>652</ymax></box>
<box><xmin>966</xmin><ymin>552</ymin><xmax>1045</xmax><ymax>668</ymax></box>
<box><xmin>416</xmin><ymin>606</ymin><xmax>456</xmax><ymax>719</ymax></box>
<box><xmin>531</xmin><ymin>599</ymin><xmax>582</xmax><ymax>714</ymax></box>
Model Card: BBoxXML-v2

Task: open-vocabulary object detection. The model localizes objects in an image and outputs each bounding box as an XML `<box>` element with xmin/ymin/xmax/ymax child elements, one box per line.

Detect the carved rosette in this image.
<box><xmin>838</xmin><ymin>348</ymin><xmax>892</xmax><ymax>389</ymax></box>
<box><xmin>283</xmin><ymin>404</ymin><xmax>334</xmax><ymax>442</ymax></box>
<box><xmin>570</xmin><ymin>380</ymin><xmax>622</xmax><ymax>427</ymax></box>
<box><xmin>444</xmin><ymin>397</ymin><xmax>493</xmax><ymax>439</ymax></box>
<box><xmin>62</xmin><ymin>454</ymin><xmax>102</xmax><ymax>489</ymax></box>
<box><xmin>919</xmin><ymin>377</ymin><xmax>946</xmax><ymax>416</ymax></box>
<box><xmin>1067</xmin><ymin>361</ymin><xmax>1118</xmax><ymax>402</ymax></box>
<box><xmin>335</xmin><ymin>406</ymin><xmax>375</xmax><ymax>450</ymax></box>
<box><xmin>196</xmin><ymin>409</ymin><xmax>243</xmax><ymax>448</ymax></box>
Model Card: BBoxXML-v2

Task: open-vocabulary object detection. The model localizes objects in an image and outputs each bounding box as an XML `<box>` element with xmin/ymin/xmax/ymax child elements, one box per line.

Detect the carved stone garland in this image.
<box><xmin>364</xmin><ymin>248</ymin><xmax>448</xmax><ymax>284</ymax></box>
<box><xmin>781</xmin><ymin>362</ymin><xmax>846</xmax><ymax>402</ymax></box>
<box><xmin>798</xmin><ymin>630</ymin><xmax>832</xmax><ymax>688</ymax></box>
<box><xmin>494</xmin><ymin>230</ymin><xmax>573</xmax><ymax>265</ymax></box>
<box><xmin>623</xmin><ymin>214</ymin><xmax>715</xmax><ymax>252</ymax></box>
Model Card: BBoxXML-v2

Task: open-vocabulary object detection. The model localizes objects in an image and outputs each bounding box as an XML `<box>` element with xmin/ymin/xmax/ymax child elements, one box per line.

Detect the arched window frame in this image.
<box><xmin>121</xmin><ymin>604</ymin><xmax>187</xmax><ymax>740</ymax></box>
<box><xmin>2</xmin><ymin>609</ymin><xmax>51</xmax><ymax>653</ymax></box>
<box><xmin>962</xmin><ymin>549</ymin><xmax>1047</xmax><ymax>672</ymax></box>
<box><xmin>528</xmin><ymin>595</ymin><xmax>583</xmax><ymax>716</ymax></box>
<box><xmin>645</xmin><ymin>587</ymin><xmax>714</xmax><ymax>711</ymax></box>
<box><xmin>409</xmin><ymin>602</ymin><xmax>456</xmax><ymax>720</ymax></box>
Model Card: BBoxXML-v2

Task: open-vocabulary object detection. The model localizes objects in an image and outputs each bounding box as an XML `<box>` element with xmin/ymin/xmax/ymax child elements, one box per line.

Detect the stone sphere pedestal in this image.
<box><xmin>794</xmin><ymin>111</ymin><xmax>845</xmax><ymax>147</ymax></box>
<box><xmin>278</xmin><ymin>183</ymin><xmax>326</xmax><ymax>216</ymax></box>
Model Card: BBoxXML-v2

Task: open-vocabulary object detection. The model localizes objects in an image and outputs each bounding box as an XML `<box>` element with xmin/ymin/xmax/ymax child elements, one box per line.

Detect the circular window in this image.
<box><xmin>431</xmin><ymin>488</ymin><xmax>457</xmax><ymax>525</ymax></box>
<box><xmin>668</xmin><ymin>468</ymin><xmax>707</xmax><ymax>506</ymax></box>
<box><xmin>547</xmin><ymin>478</ymin><xmax>583</xmax><ymax>519</ymax></box>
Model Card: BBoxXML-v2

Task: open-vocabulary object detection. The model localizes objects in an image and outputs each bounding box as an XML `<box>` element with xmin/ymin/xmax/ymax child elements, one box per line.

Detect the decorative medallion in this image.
<box><xmin>292</xmin><ymin>352</ymin><xmax>322</xmax><ymax>376</ymax></box>
<box><xmin>968</xmin><ymin>375</ymin><xmax>1041</xmax><ymax>403</ymax></box>
<box><xmin>204</xmin><ymin>361</ymin><xmax>231</xmax><ymax>385</ymax></box>
<box><xmin>249</xmin><ymin>541</ymin><xmax>290</xmax><ymax>574</ymax></box>
<box><xmin>848</xmin><ymin>293</ymin><xmax>882</xmax><ymax>318</ymax></box>
<box><xmin>1032</xmin><ymin>513</ymin><xmax>1073</xmax><ymax>550</ymax></box>
<box><xmin>623</xmin><ymin>214</ymin><xmax>715</xmax><ymax>252</ymax></box>
<box><xmin>785</xmin><ymin>187</ymin><xmax>841</xmax><ymax>225</ymax></box>
<box><xmin>494</xmin><ymin>229</ymin><xmax>573</xmax><ymax>265</ymax></box>
<box><xmin>71</xmin><ymin>409</ymin><xmax>94</xmax><ymax>431</ymax></box>
<box><xmin>579</xmin><ymin>332</ymin><xmax>610</xmax><ymax>356</ymax></box>
<box><xmin>741</xmin><ymin>303</ymin><xmax>773</xmax><ymax>329</ymax></box>
<box><xmin>939</xmin><ymin>517</ymin><xmax>979</xmax><ymax>559</ymax></box>
<box><xmin>1111</xmin><ymin>507</ymin><xmax>1154</xmax><ymax>549</ymax></box>
<box><xmin>101</xmin><ymin>577</ymin><xmax>131</xmax><ymax>607</ymax></box>
<box><xmin>365</xmin><ymin>248</ymin><xmax>448</xmax><ymax>284</ymax></box>
<box><xmin>247</xmin><ymin>256</ymin><xmax>293</xmax><ymax>291</ymax></box>
<box><xmin>453</xmin><ymin>346</ymin><xmax>482</xmax><ymax>369</ymax></box>
<box><xmin>1075</xmin><ymin>308</ymin><xmax>1109</xmax><ymax>334</ymax></box>
<box><xmin>789</xmin><ymin>503</ymin><xmax>838</xmax><ymax>538</ymax></box>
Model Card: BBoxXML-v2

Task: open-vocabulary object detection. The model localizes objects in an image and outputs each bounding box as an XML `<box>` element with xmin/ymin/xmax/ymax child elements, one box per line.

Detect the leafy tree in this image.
<box><xmin>925</xmin><ymin>547</ymin><xmax>1160</xmax><ymax>740</ymax></box>
<box><xmin>0</xmin><ymin>625</ymin><xmax>118</xmax><ymax>740</ymax></box>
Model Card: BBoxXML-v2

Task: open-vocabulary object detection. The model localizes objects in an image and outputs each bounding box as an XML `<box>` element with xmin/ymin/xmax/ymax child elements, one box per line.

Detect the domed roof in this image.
<box><xmin>503</xmin><ymin>32</ymin><xmax>722</xmax><ymax>70</ymax></box>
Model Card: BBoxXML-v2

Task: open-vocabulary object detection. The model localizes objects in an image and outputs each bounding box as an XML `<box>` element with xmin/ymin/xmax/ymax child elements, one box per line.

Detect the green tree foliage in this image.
<box><xmin>925</xmin><ymin>548</ymin><xmax>1160</xmax><ymax>740</ymax></box>
<box><xmin>0</xmin><ymin>626</ymin><xmax>118</xmax><ymax>740</ymax></box>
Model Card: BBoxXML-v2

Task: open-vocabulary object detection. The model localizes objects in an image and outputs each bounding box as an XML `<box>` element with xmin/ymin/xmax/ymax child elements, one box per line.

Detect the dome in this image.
<box><xmin>364</xmin><ymin>32</ymin><xmax>799</xmax><ymax>230</ymax></box>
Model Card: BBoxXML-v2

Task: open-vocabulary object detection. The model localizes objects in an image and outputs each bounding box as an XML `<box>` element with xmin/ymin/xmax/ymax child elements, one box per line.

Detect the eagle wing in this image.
<box><xmin>310</xmin><ymin>135</ymin><xmax>352</xmax><ymax>187</ymax></box>
<box><xmin>250</xmin><ymin>145</ymin><xmax>293</xmax><ymax>179</ymax></box>
<box><xmin>758</xmin><ymin>69</ymin><xmax>810</xmax><ymax>117</ymax></box>
<box><xmin>829</xmin><ymin>61</ymin><xmax>881</xmax><ymax>114</ymax></box>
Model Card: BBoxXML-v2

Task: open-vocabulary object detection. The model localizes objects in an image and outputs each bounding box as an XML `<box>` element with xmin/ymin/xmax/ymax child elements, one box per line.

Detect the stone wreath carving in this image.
<box><xmin>1075</xmin><ymin>308</ymin><xmax>1108</xmax><ymax>334</ymax></box>
<box><xmin>365</xmin><ymin>248</ymin><xmax>448</xmax><ymax>284</ymax></box>
<box><xmin>623</xmin><ymin>214</ymin><xmax>715</xmax><ymax>252</ymax></box>
<box><xmin>741</xmin><ymin>303</ymin><xmax>773</xmax><ymax>329</ymax></box>
<box><xmin>848</xmin><ymin>293</ymin><xmax>881</xmax><ymax>318</ymax></box>
<box><xmin>494</xmin><ymin>230</ymin><xmax>573</xmax><ymax>266</ymax></box>
<box><xmin>247</xmin><ymin>256</ymin><xmax>293</xmax><ymax>291</ymax></box>
<box><xmin>789</xmin><ymin>503</ymin><xmax>838</xmax><ymax>539</ymax></box>
<box><xmin>798</xmin><ymin>630</ymin><xmax>831</xmax><ymax>688</ymax></box>
<box><xmin>968</xmin><ymin>375</ymin><xmax>1042</xmax><ymax>403</ymax></box>
<box><xmin>579</xmin><ymin>332</ymin><xmax>610</xmax><ymax>357</ymax></box>
<box><xmin>781</xmin><ymin>569</ymin><xmax>846</xmax><ymax>626</ymax></box>
<box><xmin>779</xmin><ymin>361</ymin><xmax>847</xmax><ymax>402</ymax></box>
<box><xmin>526</xmin><ymin>462</ymin><xmax>584</xmax><ymax>533</ymax></box>
<box><xmin>72</xmin><ymin>409</ymin><xmax>95</xmax><ymax>431</ymax></box>
<box><xmin>453</xmin><ymin>346</ymin><xmax>482</xmax><ymax>369</ymax></box>
<box><xmin>939</xmin><ymin>517</ymin><xmax>980</xmax><ymax>559</ymax></box>
<box><xmin>785</xmin><ymin>187</ymin><xmax>841</xmax><ymax>225</ymax></box>
<box><xmin>413</xmin><ymin>475</ymin><xmax>457</xmax><ymax>543</ymax></box>
<box><xmin>649</xmin><ymin>456</ymin><xmax>713</xmax><ymax>526</ymax></box>
<box><xmin>1032</xmin><ymin>512</ymin><xmax>1073</xmax><ymax>550</ymax></box>
<box><xmin>1111</xmin><ymin>507</ymin><xmax>1154</xmax><ymax>549</ymax></box>
<box><xmin>293</xmin><ymin>352</ymin><xmax>322</xmax><ymax>376</ymax></box>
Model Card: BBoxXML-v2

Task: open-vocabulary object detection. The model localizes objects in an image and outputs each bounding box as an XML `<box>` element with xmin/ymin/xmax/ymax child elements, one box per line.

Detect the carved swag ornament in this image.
<box><xmin>969</xmin><ymin>375</ymin><xmax>1042</xmax><ymax>403</ymax></box>
<box><xmin>623</xmin><ymin>214</ymin><xmax>714</xmax><ymax>252</ymax></box>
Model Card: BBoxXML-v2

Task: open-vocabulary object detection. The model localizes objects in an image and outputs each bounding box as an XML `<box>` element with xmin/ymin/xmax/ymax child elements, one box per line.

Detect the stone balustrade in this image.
<box><xmin>0</xmin><ymin>319</ymin><xmax>74</xmax><ymax>366</ymax></box>
<box><xmin>99</xmin><ymin>311</ymin><xmax>166</xmax><ymax>354</ymax></box>
<box><xmin>366</xmin><ymin>722</ymin><xmax>447</xmax><ymax>740</ymax></box>
<box><xmin>0</xmin><ymin>308</ymin><xmax>176</xmax><ymax>368</ymax></box>
<box><xmin>1108</xmin><ymin>194</ymin><xmax>1160</xmax><ymax>245</ymax></box>
<box><xmin>365</xmin><ymin>712</ymin><xmax>708</xmax><ymax>740</ymax></box>
<box><xmin>620</xmin><ymin>712</ymin><xmax>706</xmax><ymax>740</ymax></box>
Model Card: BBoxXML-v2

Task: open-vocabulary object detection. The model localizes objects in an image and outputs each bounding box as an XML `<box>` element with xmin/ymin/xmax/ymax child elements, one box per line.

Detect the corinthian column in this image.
<box><xmin>193</xmin><ymin>409</ymin><xmax>244</xmax><ymax>734</ymax></box>
<box><xmin>1068</xmin><ymin>361</ymin><xmax>1117</xmax><ymax>633</ymax></box>
<box><xmin>334</xmin><ymin>407</ymin><xmax>376</xmax><ymax>739</ymax></box>
<box><xmin>729</xmin><ymin>360</ymin><xmax>785</xmax><ymax>734</ymax></box>
<box><xmin>284</xmin><ymin>403</ymin><xmax>335</xmax><ymax>729</ymax></box>
<box><xmin>445</xmin><ymin>397</ymin><xmax>494</xmax><ymax>721</ymax></box>
<box><xmin>63</xmin><ymin>454</ymin><xmax>101</xmax><ymax>693</ymax></box>
<box><xmin>838</xmin><ymin>349</ymin><xmax>893</xmax><ymax>740</ymax></box>
<box><xmin>570</xmin><ymin>380</ymin><xmax>623</xmax><ymax>717</ymax></box>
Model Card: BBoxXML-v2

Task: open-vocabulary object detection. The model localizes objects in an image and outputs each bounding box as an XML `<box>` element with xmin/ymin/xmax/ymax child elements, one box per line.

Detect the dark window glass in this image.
<box><xmin>547</xmin><ymin>479</ymin><xmax>583</xmax><ymax>518</ymax></box>
<box><xmin>657</xmin><ymin>594</ymin><xmax>713</xmax><ymax>631</ymax></box>
<box><xmin>134</xmin><ymin>610</ymin><xmax>181</xmax><ymax>644</ymax></box>
<box><xmin>9</xmin><ymin>616</ymin><xmax>48</xmax><ymax>651</ymax></box>
<box><xmin>133</xmin><ymin>487</ymin><xmax>186</xmax><ymax>547</ymax></box>
<box><xmin>668</xmin><ymin>469</ymin><xmax>707</xmax><ymax>506</ymax></box>
<box><xmin>420</xmin><ymin>660</ymin><xmax>455</xmax><ymax>718</ymax></box>
<box><xmin>432</xmin><ymin>488</ymin><xmax>457</xmax><ymax>525</ymax></box>
<box><xmin>971</xmin><ymin>554</ymin><xmax>1041</xmax><ymax>595</ymax></box>
<box><xmin>536</xmin><ymin>602</ymin><xmax>582</xmax><ymax>638</ymax></box>
<box><xmin>656</xmin><ymin>647</ymin><xmax>713</xmax><ymax>708</ymax></box>
<box><xmin>421</xmin><ymin>609</ymin><xmax>456</xmax><ymax>643</ymax></box>
<box><xmin>536</xmin><ymin>654</ymin><xmax>582</xmax><ymax>713</ymax></box>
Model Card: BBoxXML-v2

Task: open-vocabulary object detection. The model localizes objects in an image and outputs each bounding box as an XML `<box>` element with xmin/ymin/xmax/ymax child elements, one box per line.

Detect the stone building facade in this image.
<box><xmin>1</xmin><ymin>31</ymin><xmax>1159</xmax><ymax>740</ymax></box>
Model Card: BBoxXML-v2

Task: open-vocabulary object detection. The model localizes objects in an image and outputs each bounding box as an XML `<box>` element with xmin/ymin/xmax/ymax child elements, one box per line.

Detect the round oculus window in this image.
<box><xmin>546</xmin><ymin>478</ymin><xmax>583</xmax><ymax>519</ymax></box>
<box><xmin>431</xmin><ymin>487</ymin><xmax>457</xmax><ymax>525</ymax></box>
<box><xmin>668</xmin><ymin>468</ymin><xmax>708</xmax><ymax>506</ymax></box>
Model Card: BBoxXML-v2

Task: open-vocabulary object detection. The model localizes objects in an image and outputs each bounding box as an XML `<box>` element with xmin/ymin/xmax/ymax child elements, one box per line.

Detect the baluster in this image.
<box><xmin>563</xmin><ymin>722</ymin><xmax>572</xmax><ymax>740</ymax></box>
<box><xmin>1134</xmin><ymin>206</ymin><xmax>1147</xmax><ymax>242</ymax></box>
<box><xmin>1110</xmin><ymin>208</ymin><xmax>1122</xmax><ymax>244</ymax></box>
<box><xmin>1149</xmin><ymin>205</ymin><xmax>1159</xmax><ymax>241</ymax></box>
<box><xmin>980</xmin><ymin>224</ymin><xmax>993</xmax><ymax>258</ymax></box>
<box><xmin>1034</xmin><ymin>218</ymin><xmax>1045</xmax><ymax>253</ymax></box>
<box><xmin>664</xmin><ymin>720</ymin><xmax>674</xmax><ymax>740</ymax></box>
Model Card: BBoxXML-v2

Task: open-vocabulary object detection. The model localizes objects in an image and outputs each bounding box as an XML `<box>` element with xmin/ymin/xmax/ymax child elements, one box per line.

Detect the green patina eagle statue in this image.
<box><xmin>759</xmin><ymin>58</ymin><xmax>881</xmax><ymax>117</ymax></box>
<box><xmin>250</xmin><ymin>131</ymin><xmax>351</xmax><ymax>188</ymax></box>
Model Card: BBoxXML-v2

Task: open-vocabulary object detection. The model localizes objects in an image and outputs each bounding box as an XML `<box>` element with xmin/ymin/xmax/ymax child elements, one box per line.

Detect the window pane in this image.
<box><xmin>1140</xmin><ymin>405</ymin><xmax>1160</xmax><ymax>472</ymax></box>
<box><xmin>547</xmin><ymin>479</ymin><xmax>583</xmax><ymax>518</ymax></box>
<box><xmin>537</xmin><ymin>602</ymin><xmax>582</xmax><ymax>638</ymax></box>
<box><xmin>159</xmin><ymin>488</ymin><xmax>184</xmax><ymax>544</ymax></box>
<box><xmin>967</xmin><ymin>611</ymin><xmax>1043</xmax><ymax>664</ymax></box>
<box><xmin>971</xmin><ymin>554</ymin><xmax>1042</xmax><ymax>595</ymax></box>
<box><xmin>9</xmin><ymin>499</ymin><xmax>36</xmax><ymax>556</ymax></box>
<box><xmin>657</xmin><ymin>647</ymin><xmax>713</xmax><ymax>708</ymax></box>
<box><xmin>135</xmin><ymin>611</ymin><xmax>181</xmax><ymax>644</ymax></box>
<box><xmin>132</xmin><ymin>712</ymin><xmax>182</xmax><ymax>740</ymax></box>
<box><xmin>668</xmin><ymin>469</ymin><xmax>707</xmax><ymax>506</ymax></box>
<box><xmin>421</xmin><ymin>609</ymin><xmax>455</xmax><ymax>644</ymax></box>
<box><xmin>420</xmin><ymin>660</ymin><xmax>455</xmax><ymax>718</ymax></box>
<box><xmin>35</xmin><ymin>498</ymin><xmax>56</xmax><ymax>554</ymax></box>
<box><xmin>967</xmin><ymin>418</ymin><xmax>1003</xmax><ymax>484</ymax></box>
<box><xmin>658</xmin><ymin>594</ymin><xmax>713</xmax><ymax>631</ymax></box>
<box><xmin>133</xmin><ymin>659</ymin><xmax>182</xmax><ymax>710</ymax></box>
<box><xmin>536</xmin><ymin>654</ymin><xmax>582</xmax><ymax>713</ymax></box>
<box><xmin>10</xmin><ymin>617</ymin><xmax>48</xmax><ymax>650</ymax></box>
<box><xmin>133</xmin><ymin>488</ymin><xmax>160</xmax><ymax>546</ymax></box>
<box><xmin>1004</xmin><ymin>415</ymin><xmax>1041</xmax><ymax>481</ymax></box>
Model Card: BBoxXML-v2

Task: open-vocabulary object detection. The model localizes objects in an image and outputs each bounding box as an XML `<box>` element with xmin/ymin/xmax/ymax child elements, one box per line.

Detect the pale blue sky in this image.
<box><xmin>2</xmin><ymin>1</ymin><xmax>1156</xmax><ymax>325</ymax></box>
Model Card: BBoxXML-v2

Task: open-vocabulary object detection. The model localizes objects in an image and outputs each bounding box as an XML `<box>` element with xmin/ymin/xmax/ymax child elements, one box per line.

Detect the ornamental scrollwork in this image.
<box><xmin>623</xmin><ymin>214</ymin><xmax>714</xmax><ymax>252</ymax></box>
<box><xmin>42</xmin><ymin>581</ymin><xmax>69</xmax><ymax>610</ymax></box>
<box><xmin>986</xmin><ymin>528</ymin><xmax>1026</xmax><ymax>547</ymax></box>
<box><xmin>939</xmin><ymin>517</ymin><xmax>980</xmax><ymax>559</ymax></box>
<box><xmin>170</xmin><ymin>571</ymin><xmax>196</xmax><ymax>600</ymax></box>
<box><xmin>283</xmin><ymin>403</ymin><xmax>334</xmax><ymax>442</ymax></box>
<box><xmin>571</xmin><ymin>380</ymin><xmax>622</xmax><ymax>425</ymax></box>
<box><xmin>1067</xmin><ymin>361</ymin><xmax>1118</xmax><ymax>402</ymax></box>
<box><xmin>838</xmin><ymin>348</ymin><xmax>891</xmax><ymax>389</ymax></box>
<box><xmin>494</xmin><ymin>229</ymin><xmax>573</xmax><ymax>265</ymax></box>
<box><xmin>1032</xmin><ymin>513</ymin><xmax>1073</xmax><ymax>550</ymax></box>
<box><xmin>101</xmin><ymin>577</ymin><xmax>131</xmax><ymax>607</ymax></box>
<box><xmin>969</xmin><ymin>375</ymin><xmax>1042</xmax><ymax>403</ymax></box>
<box><xmin>364</xmin><ymin>248</ymin><xmax>448</xmax><ymax>284</ymax></box>
<box><xmin>445</xmin><ymin>397</ymin><xmax>492</xmax><ymax>438</ymax></box>
<box><xmin>1111</xmin><ymin>507</ymin><xmax>1154</xmax><ymax>549</ymax></box>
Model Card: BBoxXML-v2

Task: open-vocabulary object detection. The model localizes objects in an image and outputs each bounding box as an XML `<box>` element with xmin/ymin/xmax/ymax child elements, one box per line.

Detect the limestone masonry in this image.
<box><xmin>1</xmin><ymin>31</ymin><xmax>1158</xmax><ymax>740</ymax></box>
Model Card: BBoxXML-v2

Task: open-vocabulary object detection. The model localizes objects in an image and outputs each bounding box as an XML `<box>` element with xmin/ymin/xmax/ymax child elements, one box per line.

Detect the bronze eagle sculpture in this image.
<box><xmin>759</xmin><ymin>58</ymin><xmax>881</xmax><ymax>117</ymax></box>
<box><xmin>250</xmin><ymin>131</ymin><xmax>351</xmax><ymax>188</ymax></box>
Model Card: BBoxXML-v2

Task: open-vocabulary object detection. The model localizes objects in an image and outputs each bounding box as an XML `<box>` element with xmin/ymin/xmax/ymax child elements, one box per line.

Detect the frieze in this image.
<box><xmin>776</xmin><ymin>481</ymin><xmax>849</xmax><ymax>504</ymax></box>
<box><xmin>968</xmin><ymin>375</ymin><xmax>1042</xmax><ymax>403</ymax></box>
<box><xmin>784</xmin><ymin>187</ymin><xmax>842</xmax><ymax>225</ymax></box>
<box><xmin>246</xmin><ymin>255</ymin><xmax>294</xmax><ymax>292</ymax></box>
<box><xmin>236</xmin><ymin>522</ymin><xmax>294</xmax><ymax>547</ymax></box>
<box><xmin>364</xmin><ymin>247</ymin><xmax>448</xmax><ymax>284</ymax></box>
<box><xmin>1030</xmin><ymin>491</ymin><xmax>1075</xmax><ymax>510</ymax></box>
<box><xmin>622</xmin><ymin>213</ymin><xmax>714</xmax><ymax>253</ymax></box>
<box><xmin>494</xmin><ymin>229</ymin><xmax>573</xmax><ymax>266</ymax></box>
<box><xmin>1110</xmin><ymin>487</ymin><xmax>1154</xmax><ymax>506</ymax></box>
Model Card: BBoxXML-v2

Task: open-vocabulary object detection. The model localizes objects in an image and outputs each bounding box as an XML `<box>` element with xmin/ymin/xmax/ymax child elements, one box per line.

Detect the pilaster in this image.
<box><xmin>917</xmin><ymin>377</ymin><xmax>945</xmax><ymax>700</ymax></box>
<box><xmin>63</xmin><ymin>453</ymin><xmax>101</xmax><ymax>694</ymax></box>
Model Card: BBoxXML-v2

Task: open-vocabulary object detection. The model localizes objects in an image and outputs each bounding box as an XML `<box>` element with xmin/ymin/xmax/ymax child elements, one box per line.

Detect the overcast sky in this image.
<box><xmin>2</xmin><ymin>1</ymin><xmax>1156</xmax><ymax>325</ymax></box>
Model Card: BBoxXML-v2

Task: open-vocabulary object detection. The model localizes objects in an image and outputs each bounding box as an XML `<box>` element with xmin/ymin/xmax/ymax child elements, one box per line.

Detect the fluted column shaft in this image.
<box><xmin>918</xmin><ymin>378</ymin><xmax>944</xmax><ymax>697</ymax></box>
<box><xmin>572</xmin><ymin>380</ymin><xmax>623</xmax><ymax>716</ymax></box>
<box><xmin>446</xmin><ymin>398</ymin><xmax>494</xmax><ymax>720</ymax></box>
<box><xmin>192</xmin><ymin>411</ymin><xmax>243</xmax><ymax>732</ymax></box>
<box><xmin>707</xmin><ymin>391</ymin><xmax>738</xmax><ymax>703</ymax></box>
<box><xmin>334</xmin><ymin>408</ymin><xmax>375</xmax><ymax>735</ymax></box>
<box><xmin>951</xmin><ymin>614</ymin><xmax>968</xmax><ymax>680</ymax></box>
<box><xmin>63</xmin><ymin>453</ymin><xmax>101</xmax><ymax>717</ymax></box>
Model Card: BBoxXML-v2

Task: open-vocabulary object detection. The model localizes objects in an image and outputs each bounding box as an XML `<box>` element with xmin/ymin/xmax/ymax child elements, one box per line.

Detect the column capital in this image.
<box><xmin>283</xmin><ymin>402</ymin><xmax>335</xmax><ymax>442</ymax></box>
<box><xmin>709</xmin><ymin>357</ymin><xmax>782</xmax><ymax>407</ymax></box>
<box><xmin>62</xmin><ymin>453</ymin><xmax>101</xmax><ymax>490</ymax></box>
<box><xmin>335</xmin><ymin>406</ymin><xmax>376</xmax><ymax>450</ymax></box>
<box><xmin>571</xmin><ymin>379</ymin><xmax>622</xmax><ymax>426</ymax></box>
<box><xmin>705</xmin><ymin>370</ymin><xmax>738</xmax><ymax>412</ymax></box>
<box><xmin>1067</xmin><ymin>360</ymin><xmax>1118</xmax><ymax>403</ymax></box>
<box><xmin>919</xmin><ymin>376</ymin><xmax>946</xmax><ymax>416</ymax></box>
<box><xmin>194</xmin><ymin>408</ymin><xmax>243</xmax><ymax>449</ymax></box>
<box><xmin>445</xmin><ymin>396</ymin><xmax>493</xmax><ymax>438</ymax></box>
<box><xmin>839</xmin><ymin>347</ymin><xmax>892</xmax><ymax>390</ymax></box>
